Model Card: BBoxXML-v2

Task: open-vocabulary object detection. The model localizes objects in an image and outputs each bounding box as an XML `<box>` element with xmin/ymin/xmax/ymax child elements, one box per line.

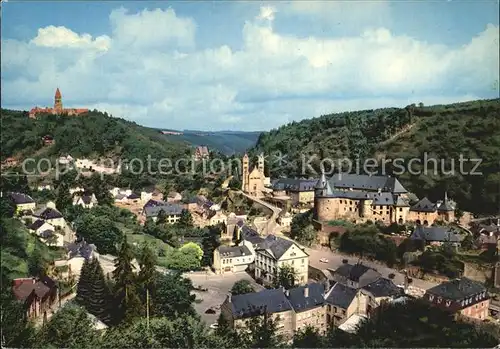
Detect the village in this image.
<box><xmin>4</xmin><ymin>147</ymin><xmax>500</xmax><ymax>337</ymax></box>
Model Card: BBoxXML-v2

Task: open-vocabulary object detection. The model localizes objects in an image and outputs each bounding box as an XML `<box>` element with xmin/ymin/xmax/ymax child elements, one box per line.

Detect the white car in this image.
<box><xmin>209</xmin><ymin>323</ymin><xmax>219</xmax><ymax>329</ymax></box>
<box><xmin>319</xmin><ymin>258</ymin><xmax>329</xmax><ymax>263</ymax></box>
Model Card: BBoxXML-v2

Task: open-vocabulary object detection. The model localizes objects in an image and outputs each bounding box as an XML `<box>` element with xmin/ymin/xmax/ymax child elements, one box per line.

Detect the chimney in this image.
<box><xmin>304</xmin><ymin>285</ymin><xmax>309</xmax><ymax>298</ymax></box>
<box><xmin>228</xmin><ymin>293</ymin><xmax>232</xmax><ymax>303</ymax></box>
<box><xmin>285</xmin><ymin>289</ymin><xmax>290</xmax><ymax>297</ymax></box>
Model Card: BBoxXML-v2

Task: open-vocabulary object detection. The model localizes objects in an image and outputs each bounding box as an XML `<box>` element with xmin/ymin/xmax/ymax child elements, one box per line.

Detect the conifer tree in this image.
<box><xmin>112</xmin><ymin>236</ymin><xmax>142</xmax><ymax>323</ymax></box>
<box><xmin>87</xmin><ymin>257</ymin><xmax>112</xmax><ymax>324</ymax></box>
<box><xmin>76</xmin><ymin>258</ymin><xmax>92</xmax><ymax>306</ymax></box>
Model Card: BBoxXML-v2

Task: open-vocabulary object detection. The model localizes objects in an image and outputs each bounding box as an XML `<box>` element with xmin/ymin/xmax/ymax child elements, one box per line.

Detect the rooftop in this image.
<box><xmin>33</xmin><ymin>207</ymin><xmax>63</xmax><ymax>220</ymax></box>
<box><xmin>287</xmin><ymin>283</ymin><xmax>325</xmax><ymax>312</ymax></box>
<box><xmin>257</xmin><ymin>235</ymin><xmax>296</xmax><ymax>260</ymax></box>
<box><xmin>271</xmin><ymin>178</ymin><xmax>319</xmax><ymax>192</ymax></box>
<box><xmin>229</xmin><ymin>288</ymin><xmax>293</xmax><ymax>319</ymax></box>
<box><xmin>325</xmin><ymin>282</ymin><xmax>358</xmax><ymax>308</ymax></box>
<box><xmin>327</xmin><ymin>174</ymin><xmax>407</xmax><ymax>193</ymax></box>
<box><xmin>218</xmin><ymin>245</ymin><xmax>252</xmax><ymax>259</ymax></box>
<box><xmin>9</xmin><ymin>192</ymin><xmax>35</xmax><ymax>205</ymax></box>
<box><xmin>426</xmin><ymin>277</ymin><xmax>487</xmax><ymax>301</ymax></box>
<box><xmin>410</xmin><ymin>197</ymin><xmax>436</xmax><ymax>212</ymax></box>
<box><xmin>411</xmin><ymin>226</ymin><xmax>463</xmax><ymax>243</ymax></box>
<box><xmin>335</xmin><ymin>263</ymin><xmax>381</xmax><ymax>287</ymax></box>
<box><xmin>144</xmin><ymin>203</ymin><xmax>183</xmax><ymax>217</ymax></box>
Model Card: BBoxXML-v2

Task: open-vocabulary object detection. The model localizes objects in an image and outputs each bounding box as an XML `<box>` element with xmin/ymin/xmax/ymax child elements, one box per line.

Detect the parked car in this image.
<box><xmin>319</xmin><ymin>258</ymin><xmax>329</xmax><ymax>263</ymax></box>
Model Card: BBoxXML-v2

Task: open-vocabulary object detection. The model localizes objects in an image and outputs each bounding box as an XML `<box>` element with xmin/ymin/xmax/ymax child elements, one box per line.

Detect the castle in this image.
<box><xmin>241</xmin><ymin>153</ymin><xmax>270</xmax><ymax>198</ymax></box>
<box><xmin>29</xmin><ymin>88</ymin><xmax>88</xmax><ymax>119</ymax></box>
<box><xmin>314</xmin><ymin>172</ymin><xmax>455</xmax><ymax>225</ymax></box>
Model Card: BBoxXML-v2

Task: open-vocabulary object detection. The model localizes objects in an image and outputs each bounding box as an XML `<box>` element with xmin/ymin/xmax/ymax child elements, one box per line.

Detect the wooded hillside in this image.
<box><xmin>253</xmin><ymin>99</ymin><xmax>500</xmax><ymax>215</ymax></box>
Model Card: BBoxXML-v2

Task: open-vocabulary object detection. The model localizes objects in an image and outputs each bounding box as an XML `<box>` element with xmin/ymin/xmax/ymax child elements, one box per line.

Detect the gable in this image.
<box><xmin>37</xmin><ymin>222</ymin><xmax>55</xmax><ymax>233</ymax></box>
<box><xmin>279</xmin><ymin>243</ymin><xmax>308</xmax><ymax>261</ymax></box>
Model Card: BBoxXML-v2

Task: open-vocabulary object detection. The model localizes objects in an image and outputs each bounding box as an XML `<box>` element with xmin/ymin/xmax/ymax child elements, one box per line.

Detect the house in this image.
<box><xmin>167</xmin><ymin>191</ymin><xmax>182</xmax><ymax>203</ymax></box>
<box><xmin>31</xmin><ymin>206</ymin><xmax>66</xmax><ymax>228</ymax></box>
<box><xmin>54</xmin><ymin>240</ymin><xmax>99</xmax><ymax>280</ymax></box>
<box><xmin>286</xmin><ymin>283</ymin><xmax>327</xmax><ymax>334</ymax></box>
<box><xmin>271</xmin><ymin>178</ymin><xmax>318</xmax><ymax>206</ymax></box>
<box><xmin>58</xmin><ymin>155</ymin><xmax>73</xmax><ymax>165</ymax></box>
<box><xmin>221</xmin><ymin>287</ymin><xmax>295</xmax><ymax>339</ymax></box>
<box><xmin>42</xmin><ymin>135</ymin><xmax>54</xmax><ymax>146</ymax></box>
<box><xmin>27</xmin><ymin>220</ymin><xmax>63</xmax><ymax>246</ymax></box>
<box><xmin>8</xmin><ymin>192</ymin><xmax>36</xmax><ymax>213</ymax></box>
<box><xmin>194</xmin><ymin>146</ymin><xmax>209</xmax><ymax>161</ymax></box>
<box><xmin>140</xmin><ymin>187</ymin><xmax>154</xmax><ymax>203</ymax></box>
<box><xmin>410</xmin><ymin>225</ymin><xmax>464</xmax><ymax>247</ymax></box>
<box><xmin>2</xmin><ymin>157</ymin><xmax>18</xmax><ymax>167</ymax></box>
<box><xmin>209</xmin><ymin>211</ymin><xmax>227</xmax><ymax>226</ymax></box>
<box><xmin>213</xmin><ymin>245</ymin><xmax>254</xmax><ymax>274</ymax></box>
<box><xmin>127</xmin><ymin>193</ymin><xmax>140</xmax><ymax>204</ymax></box>
<box><xmin>324</xmin><ymin>262</ymin><xmax>404</xmax><ymax>327</ymax></box>
<box><xmin>278</xmin><ymin>212</ymin><xmax>293</xmax><ymax>228</ymax></box>
<box><xmin>109</xmin><ymin>187</ymin><xmax>132</xmax><ymax>198</ymax></box>
<box><xmin>220</xmin><ymin>282</ymin><xmax>328</xmax><ymax>339</ymax></box>
<box><xmin>143</xmin><ymin>202</ymin><xmax>183</xmax><ymax>223</ymax></box>
<box><xmin>69</xmin><ymin>186</ymin><xmax>84</xmax><ymax>195</ymax></box>
<box><xmin>254</xmin><ymin>235</ymin><xmax>309</xmax><ymax>286</ymax></box>
<box><xmin>424</xmin><ymin>277</ymin><xmax>489</xmax><ymax>321</ymax></box>
<box><xmin>12</xmin><ymin>276</ymin><xmax>58</xmax><ymax>320</ymax></box>
<box><xmin>73</xmin><ymin>193</ymin><xmax>98</xmax><ymax>209</ymax></box>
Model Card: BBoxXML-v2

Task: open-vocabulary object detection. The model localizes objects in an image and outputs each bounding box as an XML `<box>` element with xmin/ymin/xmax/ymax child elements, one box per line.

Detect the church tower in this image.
<box><xmin>54</xmin><ymin>88</ymin><xmax>63</xmax><ymax>113</ymax></box>
<box><xmin>242</xmin><ymin>154</ymin><xmax>249</xmax><ymax>193</ymax></box>
<box><xmin>257</xmin><ymin>153</ymin><xmax>265</xmax><ymax>174</ymax></box>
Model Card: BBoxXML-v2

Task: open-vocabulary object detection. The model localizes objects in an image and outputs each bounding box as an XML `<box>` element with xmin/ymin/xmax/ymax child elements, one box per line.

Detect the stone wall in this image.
<box><xmin>463</xmin><ymin>262</ymin><xmax>494</xmax><ymax>283</ymax></box>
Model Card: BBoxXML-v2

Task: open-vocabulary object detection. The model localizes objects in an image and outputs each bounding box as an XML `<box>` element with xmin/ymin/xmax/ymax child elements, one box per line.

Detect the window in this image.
<box><xmin>302</xmin><ymin>258</ymin><xmax>305</xmax><ymax>264</ymax></box>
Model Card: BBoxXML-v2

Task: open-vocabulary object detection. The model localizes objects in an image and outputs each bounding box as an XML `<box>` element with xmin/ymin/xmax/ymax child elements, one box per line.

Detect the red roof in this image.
<box><xmin>55</xmin><ymin>88</ymin><xmax>61</xmax><ymax>98</ymax></box>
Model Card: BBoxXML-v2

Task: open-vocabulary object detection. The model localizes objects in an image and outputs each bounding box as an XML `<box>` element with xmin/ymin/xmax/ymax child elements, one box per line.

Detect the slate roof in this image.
<box><xmin>240</xmin><ymin>225</ymin><xmax>265</xmax><ymax>245</ymax></box>
<box><xmin>325</xmin><ymin>283</ymin><xmax>358</xmax><ymax>309</ymax></box>
<box><xmin>372</xmin><ymin>192</ymin><xmax>395</xmax><ymax>206</ymax></box>
<box><xmin>272</xmin><ymin>178</ymin><xmax>318</xmax><ymax>192</ymax></box>
<box><xmin>394</xmin><ymin>195</ymin><xmax>410</xmax><ymax>207</ymax></box>
<box><xmin>67</xmin><ymin>240</ymin><xmax>98</xmax><ymax>260</ymax></box>
<box><xmin>362</xmin><ymin>278</ymin><xmax>404</xmax><ymax>298</ymax></box>
<box><xmin>127</xmin><ymin>193</ymin><xmax>140</xmax><ymax>200</ymax></box>
<box><xmin>257</xmin><ymin>235</ymin><xmax>297</xmax><ymax>260</ymax></box>
<box><xmin>426</xmin><ymin>277</ymin><xmax>487</xmax><ymax>300</ymax></box>
<box><xmin>218</xmin><ymin>245</ymin><xmax>252</xmax><ymax>258</ymax></box>
<box><xmin>335</xmin><ymin>263</ymin><xmax>381</xmax><ymax>286</ymax></box>
<box><xmin>411</xmin><ymin>226</ymin><xmax>463</xmax><ymax>243</ymax></box>
<box><xmin>437</xmin><ymin>200</ymin><xmax>454</xmax><ymax>212</ymax></box>
<box><xmin>144</xmin><ymin>203</ymin><xmax>183</xmax><ymax>217</ymax></box>
<box><xmin>229</xmin><ymin>288</ymin><xmax>293</xmax><ymax>319</ymax></box>
<box><xmin>28</xmin><ymin>219</ymin><xmax>46</xmax><ymax>230</ymax></box>
<box><xmin>13</xmin><ymin>277</ymin><xmax>56</xmax><ymax>301</ymax></box>
<box><xmin>143</xmin><ymin>199</ymin><xmax>165</xmax><ymax>208</ymax></box>
<box><xmin>328</xmin><ymin>174</ymin><xmax>407</xmax><ymax>193</ymax></box>
<box><xmin>33</xmin><ymin>207</ymin><xmax>63</xmax><ymax>220</ymax></box>
<box><xmin>323</xmin><ymin>190</ymin><xmax>374</xmax><ymax>200</ymax></box>
<box><xmin>287</xmin><ymin>283</ymin><xmax>325</xmax><ymax>312</ymax></box>
<box><xmin>410</xmin><ymin>197</ymin><xmax>436</xmax><ymax>212</ymax></box>
<box><xmin>9</xmin><ymin>192</ymin><xmax>35</xmax><ymax>205</ymax></box>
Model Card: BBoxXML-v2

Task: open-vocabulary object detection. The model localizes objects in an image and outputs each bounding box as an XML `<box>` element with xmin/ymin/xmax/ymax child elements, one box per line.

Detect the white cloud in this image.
<box><xmin>30</xmin><ymin>25</ymin><xmax>110</xmax><ymax>51</ymax></box>
<box><xmin>109</xmin><ymin>7</ymin><xmax>196</xmax><ymax>49</ymax></box>
<box><xmin>1</xmin><ymin>4</ymin><xmax>498</xmax><ymax>131</ymax></box>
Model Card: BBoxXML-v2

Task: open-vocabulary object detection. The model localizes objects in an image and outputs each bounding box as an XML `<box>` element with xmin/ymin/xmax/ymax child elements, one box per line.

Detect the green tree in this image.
<box><xmin>112</xmin><ymin>236</ymin><xmax>142</xmax><ymax>324</ymax></box>
<box><xmin>244</xmin><ymin>310</ymin><xmax>283</xmax><ymax>348</ymax></box>
<box><xmin>293</xmin><ymin>326</ymin><xmax>325</xmax><ymax>348</ymax></box>
<box><xmin>55</xmin><ymin>183</ymin><xmax>73</xmax><ymax>212</ymax></box>
<box><xmin>180</xmin><ymin>242</ymin><xmax>204</xmax><ymax>260</ymax></box>
<box><xmin>37</xmin><ymin>304</ymin><xmax>101</xmax><ymax>349</ymax></box>
<box><xmin>156</xmin><ymin>209</ymin><xmax>167</xmax><ymax>224</ymax></box>
<box><xmin>152</xmin><ymin>272</ymin><xmax>196</xmax><ymax>318</ymax></box>
<box><xmin>0</xmin><ymin>280</ymin><xmax>36</xmax><ymax>347</ymax></box>
<box><xmin>178</xmin><ymin>209</ymin><xmax>194</xmax><ymax>227</ymax></box>
<box><xmin>0</xmin><ymin>197</ymin><xmax>15</xmax><ymax>218</ymax></box>
<box><xmin>87</xmin><ymin>257</ymin><xmax>112</xmax><ymax>324</ymax></box>
<box><xmin>230</xmin><ymin>279</ymin><xmax>255</xmax><ymax>295</ymax></box>
<box><xmin>76</xmin><ymin>257</ymin><xmax>92</xmax><ymax>306</ymax></box>
<box><xmin>138</xmin><ymin>243</ymin><xmax>157</xmax><ymax>316</ymax></box>
<box><xmin>28</xmin><ymin>244</ymin><xmax>47</xmax><ymax>277</ymax></box>
<box><xmin>273</xmin><ymin>264</ymin><xmax>297</xmax><ymax>290</ymax></box>
<box><xmin>166</xmin><ymin>247</ymin><xmax>202</xmax><ymax>271</ymax></box>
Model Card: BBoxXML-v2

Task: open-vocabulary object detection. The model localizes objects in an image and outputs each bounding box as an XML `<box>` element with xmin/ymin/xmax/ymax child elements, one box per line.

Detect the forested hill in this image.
<box><xmin>1</xmin><ymin>109</ymin><xmax>190</xmax><ymax>161</ymax></box>
<box><xmin>252</xmin><ymin>99</ymin><xmax>500</xmax><ymax>215</ymax></box>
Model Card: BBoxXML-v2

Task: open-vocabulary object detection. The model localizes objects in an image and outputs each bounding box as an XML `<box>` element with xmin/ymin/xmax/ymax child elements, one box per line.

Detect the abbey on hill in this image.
<box><xmin>29</xmin><ymin>88</ymin><xmax>88</xmax><ymax>119</ymax></box>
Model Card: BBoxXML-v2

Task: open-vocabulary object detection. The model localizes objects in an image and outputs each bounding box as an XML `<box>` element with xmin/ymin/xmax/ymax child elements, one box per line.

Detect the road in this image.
<box><xmin>305</xmin><ymin>246</ymin><xmax>437</xmax><ymax>291</ymax></box>
<box><xmin>238</xmin><ymin>191</ymin><xmax>282</xmax><ymax>235</ymax></box>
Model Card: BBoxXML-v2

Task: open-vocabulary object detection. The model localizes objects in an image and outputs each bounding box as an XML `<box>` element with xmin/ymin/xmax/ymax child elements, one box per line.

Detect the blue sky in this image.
<box><xmin>2</xmin><ymin>1</ymin><xmax>499</xmax><ymax>131</ymax></box>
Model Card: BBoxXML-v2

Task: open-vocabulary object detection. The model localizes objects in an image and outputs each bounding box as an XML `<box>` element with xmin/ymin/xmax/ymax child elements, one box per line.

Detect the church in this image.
<box><xmin>241</xmin><ymin>153</ymin><xmax>270</xmax><ymax>198</ymax></box>
<box><xmin>29</xmin><ymin>88</ymin><xmax>89</xmax><ymax>119</ymax></box>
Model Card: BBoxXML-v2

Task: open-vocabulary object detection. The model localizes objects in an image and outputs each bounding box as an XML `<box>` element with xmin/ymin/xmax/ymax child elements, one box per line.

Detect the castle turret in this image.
<box><xmin>54</xmin><ymin>88</ymin><xmax>63</xmax><ymax>113</ymax></box>
<box><xmin>314</xmin><ymin>171</ymin><xmax>333</xmax><ymax>197</ymax></box>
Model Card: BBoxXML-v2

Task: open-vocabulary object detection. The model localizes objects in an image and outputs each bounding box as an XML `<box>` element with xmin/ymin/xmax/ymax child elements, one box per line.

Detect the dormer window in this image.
<box><xmin>437</xmin><ymin>297</ymin><xmax>442</xmax><ymax>304</ymax></box>
<box><xmin>429</xmin><ymin>295</ymin><xmax>434</xmax><ymax>301</ymax></box>
<box><xmin>446</xmin><ymin>300</ymin><xmax>451</xmax><ymax>307</ymax></box>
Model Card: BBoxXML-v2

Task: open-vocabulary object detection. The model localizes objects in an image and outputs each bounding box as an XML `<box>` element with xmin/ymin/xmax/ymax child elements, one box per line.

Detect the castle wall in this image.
<box><xmin>407</xmin><ymin>211</ymin><xmax>439</xmax><ymax>225</ymax></box>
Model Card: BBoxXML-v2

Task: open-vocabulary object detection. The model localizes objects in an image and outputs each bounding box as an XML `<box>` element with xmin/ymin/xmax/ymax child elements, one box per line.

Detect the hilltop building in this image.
<box><xmin>241</xmin><ymin>153</ymin><xmax>270</xmax><ymax>198</ymax></box>
<box><xmin>29</xmin><ymin>88</ymin><xmax>88</xmax><ymax>119</ymax></box>
<box><xmin>314</xmin><ymin>172</ymin><xmax>455</xmax><ymax>226</ymax></box>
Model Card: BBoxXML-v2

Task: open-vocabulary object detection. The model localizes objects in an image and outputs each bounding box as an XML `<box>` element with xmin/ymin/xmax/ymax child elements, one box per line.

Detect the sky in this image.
<box><xmin>1</xmin><ymin>1</ymin><xmax>499</xmax><ymax>131</ymax></box>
